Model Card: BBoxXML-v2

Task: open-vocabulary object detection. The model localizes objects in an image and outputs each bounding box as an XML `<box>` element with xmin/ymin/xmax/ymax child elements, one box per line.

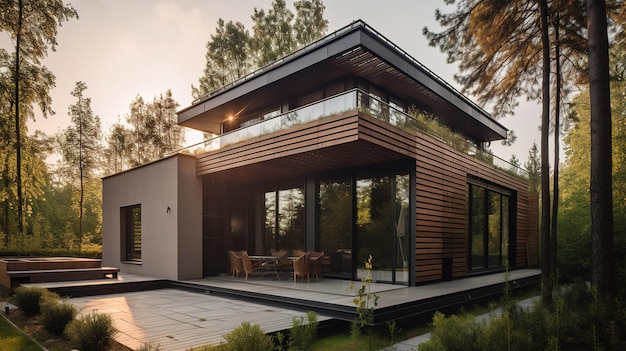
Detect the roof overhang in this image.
<box><xmin>178</xmin><ymin>20</ymin><xmax>507</xmax><ymax>143</ymax></box>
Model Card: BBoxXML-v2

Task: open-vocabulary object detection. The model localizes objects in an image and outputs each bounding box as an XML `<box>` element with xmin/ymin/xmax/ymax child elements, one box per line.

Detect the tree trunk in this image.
<box><xmin>551</xmin><ymin>14</ymin><xmax>561</xmax><ymax>281</ymax></box>
<box><xmin>15</xmin><ymin>0</ymin><xmax>24</xmax><ymax>237</ymax></box>
<box><xmin>539</xmin><ymin>0</ymin><xmax>553</xmax><ymax>304</ymax></box>
<box><xmin>586</xmin><ymin>0</ymin><xmax>616</xmax><ymax>301</ymax></box>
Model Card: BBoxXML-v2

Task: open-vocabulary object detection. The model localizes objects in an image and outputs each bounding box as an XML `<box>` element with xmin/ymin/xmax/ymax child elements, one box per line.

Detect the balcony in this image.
<box><xmin>176</xmin><ymin>89</ymin><xmax>527</xmax><ymax>179</ymax></box>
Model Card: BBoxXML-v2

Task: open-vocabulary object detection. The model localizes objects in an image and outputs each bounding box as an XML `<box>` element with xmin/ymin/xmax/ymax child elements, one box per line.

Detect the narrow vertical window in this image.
<box><xmin>121</xmin><ymin>204</ymin><xmax>141</xmax><ymax>261</ymax></box>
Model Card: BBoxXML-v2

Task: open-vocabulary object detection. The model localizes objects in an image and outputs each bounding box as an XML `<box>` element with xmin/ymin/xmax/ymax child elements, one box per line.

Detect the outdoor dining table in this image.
<box><xmin>248</xmin><ymin>255</ymin><xmax>291</xmax><ymax>279</ymax></box>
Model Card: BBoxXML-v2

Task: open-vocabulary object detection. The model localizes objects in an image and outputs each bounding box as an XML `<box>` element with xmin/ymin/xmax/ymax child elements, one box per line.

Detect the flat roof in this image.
<box><xmin>178</xmin><ymin>20</ymin><xmax>507</xmax><ymax>142</ymax></box>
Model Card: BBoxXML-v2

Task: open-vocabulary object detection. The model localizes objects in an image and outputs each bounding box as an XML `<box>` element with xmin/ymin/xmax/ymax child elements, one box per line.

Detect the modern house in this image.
<box><xmin>102</xmin><ymin>21</ymin><xmax>538</xmax><ymax>286</ymax></box>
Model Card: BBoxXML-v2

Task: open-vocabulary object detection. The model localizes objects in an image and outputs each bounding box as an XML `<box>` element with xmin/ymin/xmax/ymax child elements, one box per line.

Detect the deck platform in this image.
<box><xmin>36</xmin><ymin>268</ymin><xmax>540</xmax><ymax>325</ymax></box>
<box><xmin>27</xmin><ymin>269</ymin><xmax>540</xmax><ymax>350</ymax></box>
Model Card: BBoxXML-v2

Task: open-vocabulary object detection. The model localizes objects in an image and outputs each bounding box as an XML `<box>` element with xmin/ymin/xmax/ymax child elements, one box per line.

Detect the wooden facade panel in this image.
<box><xmin>193</xmin><ymin>112</ymin><xmax>536</xmax><ymax>285</ymax></box>
<box><xmin>413</xmin><ymin>130</ymin><xmax>537</xmax><ymax>284</ymax></box>
<box><xmin>197</xmin><ymin>115</ymin><xmax>361</xmax><ymax>174</ymax></box>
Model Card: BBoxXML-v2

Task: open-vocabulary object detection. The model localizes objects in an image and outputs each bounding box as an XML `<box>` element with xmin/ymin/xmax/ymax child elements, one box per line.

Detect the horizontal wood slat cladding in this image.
<box><xmin>196</xmin><ymin>113</ymin><xmax>360</xmax><ymax>174</ymax></box>
<box><xmin>195</xmin><ymin>113</ymin><xmax>417</xmax><ymax>180</ymax></box>
<box><xmin>194</xmin><ymin>111</ymin><xmax>536</xmax><ymax>285</ymax></box>
<box><xmin>413</xmin><ymin>129</ymin><xmax>536</xmax><ymax>284</ymax></box>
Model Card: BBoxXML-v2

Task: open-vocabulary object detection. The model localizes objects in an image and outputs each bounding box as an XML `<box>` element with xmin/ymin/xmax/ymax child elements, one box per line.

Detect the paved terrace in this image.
<box><xmin>29</xmin><ymin>269</ymin><xmax>540</xmax><ymax>350</ymax></box>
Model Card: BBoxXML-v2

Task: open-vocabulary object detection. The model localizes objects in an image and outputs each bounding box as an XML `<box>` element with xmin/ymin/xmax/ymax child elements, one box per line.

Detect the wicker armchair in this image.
<box><xmin>241</xmin><ymin>252</ymin><xmax>263</xmax><ymax>281</ymax></box>
<box><xmin>292</xmin><ymin>254</ymin><xmax>310</xmax><ymax>284</ymax></box>
<box><xmin>308</xmin><ymin>251</ymin><xmax>324</xmax><ymax>281</ymax></box>
<box><xmin>228</xmin><ymin>250</ymin><xmax>245</xmax><ymax>278</ymax></box>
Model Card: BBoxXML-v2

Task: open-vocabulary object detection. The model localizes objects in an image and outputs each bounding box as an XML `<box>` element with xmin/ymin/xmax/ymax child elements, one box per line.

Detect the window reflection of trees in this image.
<box><xmin>469</xmin><ymin>183</ymin><xmax>511</xmax><ymax>271</ymax></box>
<box><xmin>264</xmin><ymin>188</ymin><xmax>305</xmax><ymax>253</ymax></box>
<box><xmin>319</xmin><ymin>180</ymin><xmax>352</xmax><ymax>277</ymax></box>
<box><xmin>356</xmin><ymin>174</ymin><xmax>409</xmax><ymax>283</ymax></box>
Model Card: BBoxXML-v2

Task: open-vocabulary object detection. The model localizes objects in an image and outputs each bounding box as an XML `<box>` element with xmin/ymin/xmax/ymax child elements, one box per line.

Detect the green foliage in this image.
<box><xmin>559</xmin><ymin>79</ymin><xmax>626</xmax><ymax>290</ymax></box>
<box><xmin>12</xmin><ymin>286</ymin><xmax>54</xmax><ymax>316</ymax></box>
<box><xmin>524</xmin><ymin>142</ymin><xmax>540</xmax><ymax>193</ymax></box>
<box><xmin>220</xmin><ymin>322</ymin><xmax>275</xmax><ymax>351</ymax></box>
<box><xmin>0</xmin><ymin>249</ymin><xmax>101</xmax><ymax>258</ymax></box>
<box><xmin>193</xmin><ymin>0</ymin><xmax>328</xmax><ymax>99</ymax></box>
<box><xmin>287</xmin><ymin>311</ymin><xmax>318</xmax><ymax>351</ymax></box>
<box><xmin>0</xmin><ymin>314</ymin><xmax>43</xmax><ymax>351</ymax></box>
<box><xmin>1</xmin><ymin>0</ymin><xmax>78</xmax><ymax>243</ymax></box>
<box><xmin>65</xmin><ymin>311</ymin><xmax>117</xmax><ymax>351</ymax></box>
<box><xmin>420</xmin><ymin>282</ymin><xmax>626</xmax><ymax>351</ymax></box>
<box><xmin>418</xmin><ymin>312</ymin><xmax>481</xmax><ymax>351</ymax></box>
<box><xmin>40</xmin><ymin>293</ymin><xmax>78</xmax><ymax>335</ymax></box>
<box><xmin>135</xmin><ymin>342</ymin><xmax>163</xmax><ymax>351</ymax></box>
<box><xmin>104</xmin><ymin>90</ymin><xmax>185</xmax><ymax>172</ymax></box>
<box><xmin>352</xmin><ymin>255</ymin><xmax>379</xmax><ymax>331</ymax></box>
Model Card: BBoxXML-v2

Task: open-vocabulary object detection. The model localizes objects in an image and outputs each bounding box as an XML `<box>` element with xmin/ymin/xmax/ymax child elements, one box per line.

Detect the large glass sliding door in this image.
<box><xmin>264</xmin><ymin>187</ymin><xmax>305</xmax><ymax>253</ymax></box>
<box><xmin>356</xmin><ymin>177</ymin><xmax>395</xmax><ymax>281</ymax></box>
<box><xmin>355</xmin><ymin>174</ymin><xmax>409</xmax><ymax>283</ymax></box>
<box><xmin>468</xmin><ymin>183</ymin><xmax>512</xmax><ymax>271</ymax></box>
<box><xmin>318</xmin><ymin>179</ymin><xmax>352</xmax><ymax>278</ymax></box>
<box><xmin>260</xmin><ymin>168</ymin><xmax>411</xmax><ymax>284</ymax></box>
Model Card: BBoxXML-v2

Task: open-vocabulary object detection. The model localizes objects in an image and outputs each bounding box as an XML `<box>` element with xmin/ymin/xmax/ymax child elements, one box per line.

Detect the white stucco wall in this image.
<box><xmin>102</xmin><ymin>154</ymin><xmax>202</xmax><ymax>280</ymax></box>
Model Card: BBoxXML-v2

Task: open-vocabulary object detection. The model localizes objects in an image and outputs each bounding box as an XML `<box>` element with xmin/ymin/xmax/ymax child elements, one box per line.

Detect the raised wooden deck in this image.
<box><xmin>37</xmin><ymin>268</ymin><xmax>540</xmax><ymax>325</ymax></box>
<box><xmin>26</xmin><ymin>269</ymin><xmax>539</xmax><ymax>350</ymax></box>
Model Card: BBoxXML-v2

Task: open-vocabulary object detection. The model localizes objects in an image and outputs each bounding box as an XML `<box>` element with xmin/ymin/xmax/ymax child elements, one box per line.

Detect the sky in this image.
<box><xmin>3</xmin><ymin>0</ymin><xmax>542</xmax><ymax>165</ymax></box>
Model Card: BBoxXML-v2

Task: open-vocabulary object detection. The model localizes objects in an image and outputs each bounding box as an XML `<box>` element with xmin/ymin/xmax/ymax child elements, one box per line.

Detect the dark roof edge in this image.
<box><xmin>179</xmin><ymin>20</ymin><xmax>367</xmax><ymax>114</ymax></box>
<box><xmin>179</xmin><ymin>20</ymin><xmax>506</xmax><ymax>135</ymax></box>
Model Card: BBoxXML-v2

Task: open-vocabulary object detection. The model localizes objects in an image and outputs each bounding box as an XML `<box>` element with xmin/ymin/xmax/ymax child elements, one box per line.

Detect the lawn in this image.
<box><xmin>0</xmin><ymin>314</ymin><xmax>42</xmax><ymax>351</ymax></box>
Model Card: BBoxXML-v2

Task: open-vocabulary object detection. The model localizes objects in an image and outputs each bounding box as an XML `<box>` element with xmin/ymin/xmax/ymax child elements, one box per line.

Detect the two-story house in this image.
<box><xmin>102</xmin><ymin>21</ymin><xmax>538</xmax><ymax>286</ymax></box>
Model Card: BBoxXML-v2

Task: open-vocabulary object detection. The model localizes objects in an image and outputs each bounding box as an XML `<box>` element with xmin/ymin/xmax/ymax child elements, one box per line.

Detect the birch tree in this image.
<box><xmin>58</xmin><ymin>81</ymin><xmax>102</xmax><ymax>250</ymax></box>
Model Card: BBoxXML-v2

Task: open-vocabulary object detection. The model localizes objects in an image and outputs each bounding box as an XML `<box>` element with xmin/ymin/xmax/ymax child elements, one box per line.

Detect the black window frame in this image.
<box><xmin>121</xmin><ymin>204</ymin><xmax>142</xmax><ymax>262</ymax></box>
<box><xmin>467</xmin><ymin>179</ymin><xmax>514</xmax><ymax>272</ymax></box>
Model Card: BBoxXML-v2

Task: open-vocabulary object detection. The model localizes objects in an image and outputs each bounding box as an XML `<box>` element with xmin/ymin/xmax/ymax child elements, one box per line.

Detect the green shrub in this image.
<box><xmin>12</xmin><ymin>286</ymin><xmax>55</xmax><ymax>316</ymax></box>
<box><xmin>288</xmin><ymin>311</ymin><xmax>318</xmax><ymax>351</ymax></box>
<box><xmin>135</xmin><ymin>342</ymin><xmax>163</xmax><ymax>351</ymax></box>
<box><xmin>40</xmin><ymin>294</ymin><xmax>78</xmax><ymax>335</ymax></box>
<box><xmin>221</xmin><ymin>322</ymin><xmax>274</xmax><ymax>351</ymax></box>
<box><xmin>65</xmin><ymin>311</ymin><xmax>117</xmax><ymax>351</ymax></box>
<box><xmin>419</xmin><ymin>312</ymin><xmax>483</xmax><ymax>351</ymax></box>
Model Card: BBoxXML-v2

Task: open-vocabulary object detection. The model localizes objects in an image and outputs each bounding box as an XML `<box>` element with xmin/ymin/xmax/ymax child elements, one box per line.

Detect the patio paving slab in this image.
<box><xmin>70</xmin><ymin>288</ymin><xmax>331</xmax><ymax>351</ymax></box>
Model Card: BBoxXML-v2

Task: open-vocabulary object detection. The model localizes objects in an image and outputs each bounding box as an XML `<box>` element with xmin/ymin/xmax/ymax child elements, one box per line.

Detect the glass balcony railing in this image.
<box><xmin>181</xmin><ymin>91</ymin><xmax>359</xmax><ymax>153</ymax></box>
<box><xmin>176</xmin><ymin>89</ymin><xmax>527</xmax><ymax>178</ymax></box>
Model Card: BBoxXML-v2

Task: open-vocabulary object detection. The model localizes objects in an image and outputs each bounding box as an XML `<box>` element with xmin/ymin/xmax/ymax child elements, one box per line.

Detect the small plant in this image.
<box><xmin>387</xmin><ymin>320</ymin><xmax>400</xmax><ymax>346</ymax></box>
<box><xmin>135</xmin><ymin>342</ymin><xmax>163</xmax><ymax>351</ymax></box>
<box><xmin>353</xmin><ymin>255</ymin><xmax>380</xmax><ymax>331</ymax></box>
<box><xmin>40</xmin><ymin>293</ymin><xmax>78</xmax><ymax>335</ymax></box>
<box><xmin>288</xmin><ymin>311</ymin><xmax>318</xmax><ymax>351</ymax></box>
<box><xmin>65</xmin><ymin>311</ymin><xmax>117</xmax><ymax>351</ymax></box>
<box><xmin>12</xmin><ymin>286</ymin><xmax>54</xmax><ymax>316</ymax></box>
<box><xmin>221</xmin><ymin>321</ymin><xmax>274</xmax><ymax>351</ymax></box>
<box><xmin>351</xmin><ymin>255</ymin><xmax>380</xmax><ymax>351</ymax></box>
